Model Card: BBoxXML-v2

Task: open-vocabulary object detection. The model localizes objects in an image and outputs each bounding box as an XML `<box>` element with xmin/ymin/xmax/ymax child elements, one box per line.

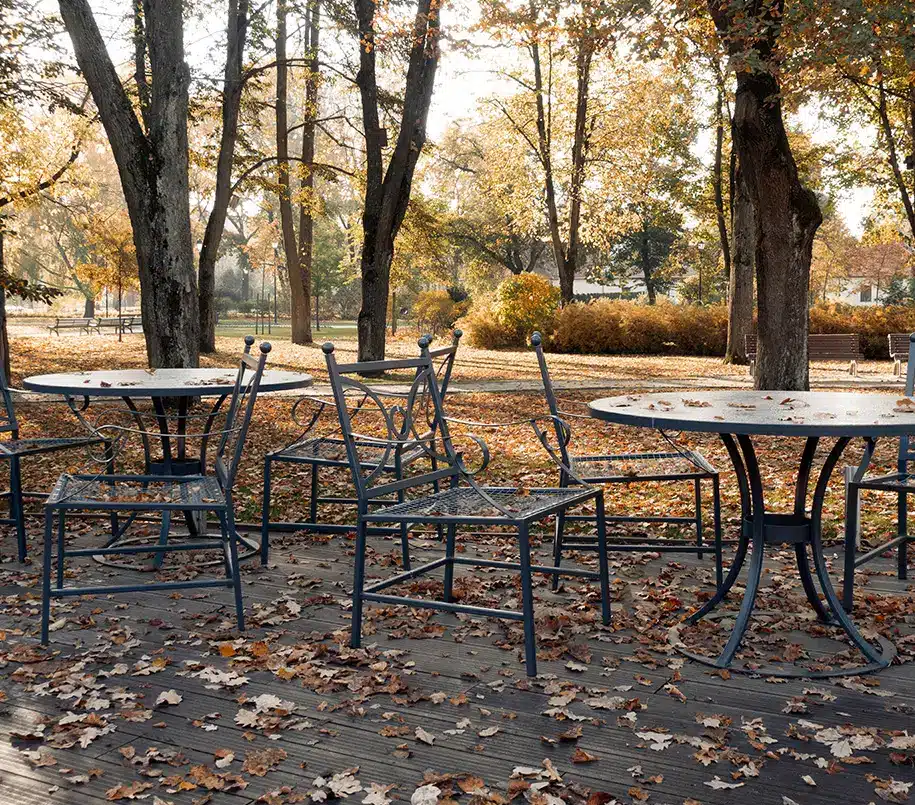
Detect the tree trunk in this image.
<box><xmin>355</xmin><ymin>0</ymin><xmax>440</xmax><ymax>363</ymax></box>
<box><xmin>725</xmin><ymin>159</ymin><xmax>754</xmax><ymax>364</ymax></box>
<box><xmin>198</xmin><ymin>0</ymin><xmax>249</xmax><ymax>353</ymax></box>
<box><xmin>708</xmin><ymin>0</ymin><xmax>821</xmax><ymax>390</ymax></box>
<box><xmin>712</xmin><ymin>84</ymin><xmax>732</xmax><ymax>280</ymax></box>
<box><xmin>561</xmin><ymin>38</ymin><xmax>592</xmax><ymax>305</ymax></box>
<box><xmin>640</xmin><ymin>227</ymin><xmax>656</xmax><ymax>304</ymax></box>
<box><xmin>734</xmin><ymin>71</ymin><xmax>820</xmax><ymax>389</ymax></box>
<box><xmin>59</xmin><ymin>0</ymin><xmax>199</xmax><ymax>368</ymax></box>
<box><xmin>83</xmin><ymin>296</ymin><xmax>96</xmax><ymax>317</ymax></box>
<box><xmin>529</xmin><ymin>40</ymin><xmax>568</xmax><ymax>304</ymax></box>
<box><xmin>0</xmin><ymin>225</ymin><xmax>9</xmax><ymax>380</ymax></box>
<box><xmin>293</xmin><ymin>0</ymin><xmax>320</xmax><ymax>345</ymax></box>
<box><xmin>390</xmin><ymin>290</ymin><xmax>397</xmax><ymax>335</ymax></box>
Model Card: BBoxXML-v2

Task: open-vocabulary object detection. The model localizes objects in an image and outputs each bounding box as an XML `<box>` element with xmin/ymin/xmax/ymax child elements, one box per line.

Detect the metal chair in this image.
<box><xmin>843</xmin><ymin>332</ymin><xmax>915</xmax><ymax>611</ymax></box>
<box><xmin>324</xmin><ymin>336</ymin><xmax>611</xmax><ymax>677</ymax></box>
<box><xmin>40</xmin><ymin>338</ymin><xmax>271</xmax><ymax>643</ymax></box>
<box><xmin>261</xmin><ymin>330</ymin><xmax>462</xmax><ymax>567</ymax></box>
<box><xmin>530</xmin><ymin>333</ymin><xmax>723</xmax><ymax>589</ymax></box>
<box><xmin>0</xmin><ymin>369</ymin><xmax>113</xmax><ymax>562</ymax></box>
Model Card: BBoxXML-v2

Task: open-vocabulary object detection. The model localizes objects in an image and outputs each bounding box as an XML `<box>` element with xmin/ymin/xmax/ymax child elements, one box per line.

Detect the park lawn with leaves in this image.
<box><xmin>8</xmin><ymin>333</ymin><xmax>900</xmax><ymax>388</ymax></box>
<box><xmin>0</xmin><ymin>336</ymin><xmax>912</xmax><ymax>803</ymax></box>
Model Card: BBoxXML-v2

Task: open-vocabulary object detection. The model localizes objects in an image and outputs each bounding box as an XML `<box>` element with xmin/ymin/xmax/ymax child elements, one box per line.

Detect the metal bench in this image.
<box><xmin>888</xmin><ymin>332</ymin><xmax>913</xmax><ymax>377</ymax></box>
<box><xmin>745</xmin><ymin>333</ymin><xmax>861</xmax><ymax>377</ymax></box>
<box><xmin>48</xmin><ymin>317</ymin><xmax>92</xmax><ymax>336</ymax></box>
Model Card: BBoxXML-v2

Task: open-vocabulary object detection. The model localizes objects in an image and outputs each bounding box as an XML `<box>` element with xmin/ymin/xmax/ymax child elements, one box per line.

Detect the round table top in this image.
<box><xmin>589</xmin><ymin>390</ymin><xmax>915</xmax><ymax>438</ymax></box>
<box><xmin>22</xmin><ymin>368</ymin><xmax>313</xmax><ymax>398</ymax></box>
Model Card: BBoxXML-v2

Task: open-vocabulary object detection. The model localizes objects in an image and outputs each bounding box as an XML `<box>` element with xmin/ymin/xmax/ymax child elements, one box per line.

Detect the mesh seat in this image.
<box><xmin>364</xmin><ymin>485</ymin><xmax>595</xmax><ymax>523</ymax></box>
<box><xmin>0</xmin><ymin>436</ymin><xmax>102</xmax><ymax>457</ymax></box>
<box><xmin>47</xmin><ymin>473</ymin><xmax>225</xmax><ymax>510</ymax></box>
<box><xmin>272</xmin><ymin>436</ymin><xmax>425</xmax><ymax>469</ymax></box>
<box><xmin>569</xmin><ymin>450</ymin><xmax>715</xmax><ymax>482</ymax></box>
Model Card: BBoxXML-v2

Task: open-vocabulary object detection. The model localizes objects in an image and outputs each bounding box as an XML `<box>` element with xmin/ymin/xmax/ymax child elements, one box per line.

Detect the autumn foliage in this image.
<box><xmin>469</xmin><ymin>295</ymin><xmax>915</xmax><ymax>358</ymax></box>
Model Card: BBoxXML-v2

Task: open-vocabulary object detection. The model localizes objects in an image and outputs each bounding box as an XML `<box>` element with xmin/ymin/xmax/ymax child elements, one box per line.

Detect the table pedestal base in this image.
<box><xmin>672</xmin><ymin>433</ymin><xmax>895</xmax><ymax>678</ymax></box>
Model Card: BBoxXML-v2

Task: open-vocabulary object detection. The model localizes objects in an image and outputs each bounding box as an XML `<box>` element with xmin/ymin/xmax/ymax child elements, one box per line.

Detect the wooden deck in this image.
<box><xmin>0</xmin><ymin>521</ymin><xmax>912</xmax><ymax>805</ymax></box>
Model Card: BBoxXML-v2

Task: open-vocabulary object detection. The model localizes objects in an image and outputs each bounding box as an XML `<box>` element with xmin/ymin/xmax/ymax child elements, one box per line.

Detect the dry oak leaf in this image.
<box><xmin>105</xmin><ymin>781</ymin><xmax>154</xmax><ymax>800</ymax></box>
<box><xmin>415</xmin><ymin>727</ymin><xmax>435</xmax><ymax>745</ymax></box>
<box><xmin>243</xmin><ymin>747</ymin><xmax>287</xmax><ymax>776</ymax></box>
<box><xmin>571</xmin><ymin>748</ymin><xmax>599</xmax><ymax>764</ymax></box>
<box><xmin>155</xmin><ymin>690</ymin><xmax>182</xmax><ymax>707</ymax></box>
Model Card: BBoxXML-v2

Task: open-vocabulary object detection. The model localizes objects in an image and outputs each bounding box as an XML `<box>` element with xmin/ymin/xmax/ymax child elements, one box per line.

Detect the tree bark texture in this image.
<box><xmin>712</xmin><ymin>83</ymin><xmax>732</xmax><ymax>280</ymax></box>
<box><xmin>725</xmin><ymin>159</ymin><xmax>754</xmax><ymax>364</ymax></box>
<box><xmin>198</xmin><ymin>0</ymin><xmax>249</xmax><ymax>353</ymax></box>
<box><xmin>274</xmin><ymin>0</ymin><xmax>312</xmax><ymax>346</ymax></box>
<box><xmin>294</xmin><ymin>0</ymin><xmax>320</xmax><ymax>345</ymax></box>
<box><xmin>355</xmin><ymin>0</ymin><xmax>440</xmax><ymax>363</ymax></box>
<box><xmin>59</xmin><ymin>0</ymin><xmax>199</xmax><ymax>368</ymax></box>
<box><xmin>708</xmin><ymin>0</ymin><xmax>821</xmax><ymax>390</ymax></box>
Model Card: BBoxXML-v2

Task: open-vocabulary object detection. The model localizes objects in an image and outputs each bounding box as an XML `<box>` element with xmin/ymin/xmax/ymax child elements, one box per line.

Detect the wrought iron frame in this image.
<box><xmin>261</xmin><ymin>330</ymin><xmax>462</xmax><ymax>567</ymax></box>
<box><xmin>324</xmin><ymin>337</ymin><xmax>611</xmax><ymax>677</ymax></box>
<box><xmin>530</xmin><ymin>332</ymin><xmax>723</xmax><ymax>590</ymax></box>
<box><xmin>0</xmin><ymin>370</ymin><xmax>116</xmax><ymax>562</ymax></box>
<box><xmin>671</xmin><ymin>432</ymin><xmax>894</xmax><ymax>678</ymax></box>
<box><xmin>39</xmin><ymin>337</ymin><xmax>272</xmax><ymax>644</ymax></box>
<box><xmin>843</xmin><ymin>332</ymin><xmax>915</xmax><ymax>611</ymax></box>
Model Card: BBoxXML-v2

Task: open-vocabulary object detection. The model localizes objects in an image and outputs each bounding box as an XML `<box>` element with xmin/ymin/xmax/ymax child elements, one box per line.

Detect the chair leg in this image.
<box><xmin>55</xmin><ymin>510</ymin><xmax>66</xmax><ymax>590</ymax></box>
<box><xmin>843</xmin><ymin>474</ymin><xmax>860</xmax><ymax>613</ymax></box>
<box><xmin>222</xmin><ymin>508</ymin><xmax>245</xmax><ymax>631</ymax></box>
<box><xmin>594</xmin><ymin>495</ymin><xmax>611</xmax><ymax>626</ymax></box>
<box><xmin>40</xmin><ymin>509</ymin><xmax>54</xmax><ymax>644</ymax></box>
<box><xmin>350</xmin><ymin>519</ymin><xmax>368</xmax><ymax>649</ymax></box>
<box><xmin>443</xmin><ymin>524</ymin><xmax>456</xmax><ymax>602</ymax></box>
<box><xmin>898</xmin><ymin>490</ymin><xmax>908</xmax><ymax>581</ymax></box>
<box><xmin>309</xmin><ymin>465</ymin><xmax>319</xmax><ymax>523</ymax></box>
<box><xmin>712</xmin><ymin>475</ymin><xmax>723</xmax><ymax>589</ymax></box>
<box><xmin>517</xmin><ymin>521</ymin><xmax>537</xmax><ymax>677</ymax></box>
<box><xmin>694</xmin><ymin>477</ymin><xmax>704</xmax><ymax>559</ymax></box>
<box><xmin>103</xmin><ymin>440</ymin><xmax>119</xmax><ymax>538</ymax></box>
<box><xmin>261</xmin><ymin>458</ymin><xmax>272</xmax><ymax>566</ymax></box>
<box><xmin>395</xmin><ymin>457</ymin><xmax>410</xmax><ymax>571</ymax></box>
<box><xmin>551</xmin><ymin>509</ymin><xmax>565</xmax><ymax>591</ymax></box>
<box><xmin>9</xmin><ymin>457</ymin><xmax>26</xmax><ymax>562</ymax></box>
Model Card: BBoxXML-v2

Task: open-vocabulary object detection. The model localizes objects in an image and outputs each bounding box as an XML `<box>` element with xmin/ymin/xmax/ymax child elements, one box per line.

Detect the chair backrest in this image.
<box><xmin>214</xmin><ymin>336</ymin><xmax>271</xmax><ymax>492</ymax></box>
<box><xmin>531</xmin><ymin>332</ymin><xmax>573</xmax><ymax>468</ymax></box>
<box><xmin>0</xmin><ymin>370</ymin><xmax>19</xmax><ymax>438</ymax></box>
<box><xmin>323</xmin><ymin>337</ymin><xmax>463</xmax><ymax>502</ymax></box>
<box><xmin>899</xmin><ymin>334</ymin><xmax>915</xmax><ymax>470</ymax></box>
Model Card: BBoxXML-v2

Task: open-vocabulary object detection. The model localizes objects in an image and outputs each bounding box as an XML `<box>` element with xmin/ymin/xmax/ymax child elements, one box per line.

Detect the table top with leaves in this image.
<box><xmin>589</xmin><ymin>390</ymin><xmax>915</xmax><ymax>438</ymax></box>
<box><xmin>22</xmin><ymin>368</ymin><xmax>313</xmax><ymax>398</ymax></box>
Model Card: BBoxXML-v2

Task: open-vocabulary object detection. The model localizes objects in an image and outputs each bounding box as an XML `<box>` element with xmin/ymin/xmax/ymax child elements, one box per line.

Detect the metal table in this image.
<box><xmin>589</xmin><ymin>390</ymin><xmax>906</xmax><ymax>677</ymax></box>
<box><xmin>23</xmin><ymin>368</ymin><xmax>312</xmax><ymax>562</ymax></box>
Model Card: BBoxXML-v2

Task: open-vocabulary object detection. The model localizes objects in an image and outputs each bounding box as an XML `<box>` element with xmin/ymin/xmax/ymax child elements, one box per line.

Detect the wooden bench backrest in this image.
<box><xmin>744</xmin><ymin>333</ymin><xmax>861</xmax><ymax>359</ymax></box>
<box><xmin>888</xmin><ymin>333</ymin><xmax>914</xmax><ymax>360</ymax></box>
<box><xmin>56</xmin><ymin>317</ymin><xmax>90</xmax><ymax>324</ymax></box>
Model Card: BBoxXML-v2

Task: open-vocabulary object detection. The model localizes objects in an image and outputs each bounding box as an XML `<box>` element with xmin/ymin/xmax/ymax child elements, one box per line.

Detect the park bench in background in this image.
<box><xmin>888</xmin><ymin>332</ymin><xmax>913</xmax><ymax>377</ymax></box>
<box><xmin>745</xmin><ymin>333</ymin><xmax>861</xmax><ymax>377</ymax></box>
<box><xmin>47</xmin><ymin>317</ymin><xmax>92</xmax><ymax>336</ymax></box>
<box><xmin>92</xmin><ymin>315</ymin><xmax>138</xmax><ymax>335</ymax></box>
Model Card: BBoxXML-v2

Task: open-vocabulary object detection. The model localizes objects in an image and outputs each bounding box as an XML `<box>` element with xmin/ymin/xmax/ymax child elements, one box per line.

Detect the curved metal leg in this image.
<box><xmin>714</xmin><ymin>434</ymin><xmax>766</xmax><ymax>668</ymax></box>
<box><xmin>711</xmin><ymin>475</ymin><xmax>723</xmax><ymax>589</ymax></box>
<box><xmin>551</xmin><ymin>509</ymin><xmax>565</xmax><ymax>591</ymax></box>
<box><xmin>688</xmin><ymin>435</ymin><xmax>750</xmax><ymax>622</ymax></box>
<box><xmin>796</xmin><ymin>542</ymin><xmax>830</xmax><ymax>622</ymax></box>
<box><xmin>809</xmin><ymin>437</ymin><xmax>886</xmax><ymax>666</ymax></box>
<box><xmin>694</xmin><ymin>477</ymin><xmax>703</xmax><ymax>559</ymax></box>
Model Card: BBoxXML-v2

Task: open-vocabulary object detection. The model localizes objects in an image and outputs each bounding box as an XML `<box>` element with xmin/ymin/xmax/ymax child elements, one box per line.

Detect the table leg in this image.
<box><xmin>688</xmin><ymin>434</ymin><xmax>750</xmax><ymax>622</ymax></box>
<box><xmin>674</xmin><ymin>433</ymin><xmax>894</xmax><ymax>677</ymax></box>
